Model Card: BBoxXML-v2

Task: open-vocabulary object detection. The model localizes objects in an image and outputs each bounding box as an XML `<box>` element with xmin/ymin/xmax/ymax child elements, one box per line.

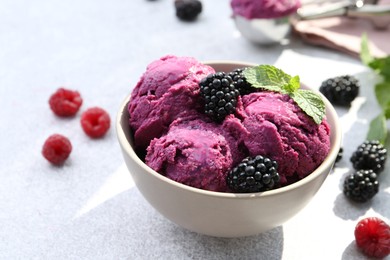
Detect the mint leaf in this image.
<box><xmin>285</xmin><ymin>75</ymin><xmax>300</xmax><ymax>93</ymax></box>
<box><xmin>290</xmin><ymin>89</ymin><xmax>325</xmax><ymax>124</ymax></box>
<box><xmin>243</xmin><ymin>65</ymin><xmax>326</xmax><ymax>124</ymax></box>
<box><xmin>385</xmin><ymin>131</ymin><xmax>390</xmax><ymax>154</ymax></box>
<box><xmin>381</xmin><ymin>57</ymin><xmax>390</xmax><ymax>81</ymax></box>
<box><xmin>367</xmin><ymin>112</ymin><xmax>387</xmax><ymax>144</ymax></box>
<box><xmin>360</xmin><ymin>34</ymin><xmax>390</xmax><ymax>149</ymax></box>
<box><xmin>385</xmin><ymin>107</ymin><xmax>390</xmax><ymax>119</ymax></box>
<box><xmin>360</xmin><ymin>33</ymin><xmax>390</xmax><ymax>80</ymax></box>
<box><xmin>369</xmin><ymin>57</ymin><xmax>390</xmax><ymax>81</ymax></box>
<box><xmin>375</xmin><ymin>81</ymin><xmax>390</xmax><ymax>111</ymax></box>
<box><xmin>368</xmin><ymin>57</ymin><xmax>382</xmax><ymax>71</ymax></box>
<box><xmin>243</xmin><ymin>65</ymin><xmax>290</xmax><ymax>92</ymax></box>
<box><xmin>360</xmin><ymin>33</ymin><xmax>373</xmax><ymax>66</ymax></box>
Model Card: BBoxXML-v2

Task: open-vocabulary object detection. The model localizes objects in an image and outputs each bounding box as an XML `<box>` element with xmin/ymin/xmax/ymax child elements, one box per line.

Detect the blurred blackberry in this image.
<box><xmin>319</xmin><ymin>75</ymin><xmax>359</xmax><ymax>106</ymax></box>
<box><xmin>199</xmin><ymin>72</ymin><xmax>239</xmax><ymax>122</ymax></box>
<box><xmin>350</xmin><ymin>140</ymin><xmax>387</xmax><ymax>174</ymax></box>
<box><xmin>174</xmin><ymin>0</ymin><xmax>202</xmax><ymax>21</ymax></box>
<box><xmin>228</xmin><ymin>68</ymin><xmax>253</xmax><ymax>95</ymax></box>
<box><xmin>343</xmin><ymin>169</ymin><xmax>379</xmax><ymax>202</ymax></box>
<box><xmin>335</xmin><ymin>147</ymin><xmax>343</xmax><ymax>163</ymax></box>
<box><xmin>227</xmin><ymin>155</ymin><xmax>280</xmax><ymax>193</ymax></box>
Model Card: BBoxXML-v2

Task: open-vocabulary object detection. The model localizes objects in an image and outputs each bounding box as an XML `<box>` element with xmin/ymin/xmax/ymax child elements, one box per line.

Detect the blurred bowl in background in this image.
<box><xmin>233</xmin><ymin>14</ymin><xmax>292</xmax><ymax>44</ymax></box>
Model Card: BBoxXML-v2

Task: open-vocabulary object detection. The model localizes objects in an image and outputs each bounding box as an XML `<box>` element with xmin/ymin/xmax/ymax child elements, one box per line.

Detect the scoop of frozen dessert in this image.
<box><xmin>240</xmin><ymin>91</ymin><xmax>331</xmax><ymax>186</ymax></box>
<box><xmin>128</xmin><ymin>55</ymin><xmax>331</xmax><ymax>192</ymax></box>
<box><xmin>145</xmin><ymin>115</ymin><xmax>234</xmax><ymax>192</ymax></box>
<box><xmin>128</xmin><ymin>55</ymin><xmax>215</xmax><ymax>150</ymax></box>
<box><xmin>231</xmin><ymin>0</ymin><xmax>301</xmax><ymax>19</ymax></box>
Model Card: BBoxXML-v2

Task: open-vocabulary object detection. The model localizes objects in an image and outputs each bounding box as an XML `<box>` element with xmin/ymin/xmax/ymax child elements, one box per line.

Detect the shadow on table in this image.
<box><xmin>333</xmin><ymin>170</ymin><xmax>390</xmax><ymax>221</ymax></box>
<box><xmin>40</xmin><ymin>188</ymin><xmax>284</xmax><ymax>259</ymax></box>
<box><xmin>341</xmin><ymin>241</ymin><xmax>369</xmax><ymax>260</ymax></box>
<box><xmin>173</xmin><ymin>226</ymin><xmax>284</xmax><ymax>260</ymax></box>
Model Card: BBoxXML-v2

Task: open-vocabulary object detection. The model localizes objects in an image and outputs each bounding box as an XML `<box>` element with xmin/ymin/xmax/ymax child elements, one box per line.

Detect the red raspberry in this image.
<box><xmin>354</xmin><ymin>217</ymin><xmax>390</xmax><ymax>259</ymax></box>
<box><xmin>42</xmin><ymin>134</ymin><xmax>72</xmax><ymax>165</ymax></box>
<box><xmin>80</xmin><ymin>107</ymin><xmax>110</xmax><ymax>138</ymax></box>
<box><xmin>49</xmin><ymin>88</ymin><xmax>83</xmax><ymax>117</ymax></box>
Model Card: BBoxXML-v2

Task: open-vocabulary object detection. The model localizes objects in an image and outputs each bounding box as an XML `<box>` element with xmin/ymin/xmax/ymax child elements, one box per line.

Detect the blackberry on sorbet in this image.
<box><xmin>319</xmin><ymin>75</ymin><xmax>359</xmax><ymax>106</ymax></box>
<box><xmin>174</xmin><ymin>0</ymin><xmax>202</xmax><ymax>21</ymax></box>
<box><xmin>199</xmin><ymin>72</ymin><xmax>240</xmax><ymax>122</ymax></box>
<box><xmin>228</xmin><ymin>68</ymin><xmax>253</xmax><ymax>95</ymax></box>
<box><xmin>227</xmin><ymin>155</ymin><xmax>280</xmax><ymax>193</ymax></box>
<box><xmin>343</xmin><ymin>169</ymin><xmax>379</xmax><ymax>203</ymax></box>
<box><xmin>350</xmin><ymin>140</ymin><xmax>387</xmax><ymax>174</ymax></box>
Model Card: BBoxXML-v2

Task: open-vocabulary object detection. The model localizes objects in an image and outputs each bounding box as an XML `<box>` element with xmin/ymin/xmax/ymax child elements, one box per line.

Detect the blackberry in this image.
<box><xmin>335</xmin><ymin>147</ymin><xmax>343</xmax><ymax>163</ymax></box>
<box><xmin>227</xmin><ymin>155</ymin><xmax>280</xmax><ymax>193</ymax></box>
<box><xmin>343</xmin><ymin>169</ymin><xmax>379</xmax><ymax>202</ymax></box>
<box><xmin>319</xmin><ymin>75</ymin><xmax>359</xmax><ymax>106</ymax></box>
<box><xmin>228</xmin><ymin>68</ymin><xmax>253</xmax><ymax>95</ymax></box>
<box><xmin>350</xmin><ymin>140</ymin><xmax>387</xmax><ymax>174</ymax></box>
<box><xmin>199</xmin><ymin>72</ymin><xmax>240</xmax><ymax>122</ymax></box>
<box><xmin>174</xmin><ymin>0</ymin><xmax>202</xmax><ymax>21</ymax></box>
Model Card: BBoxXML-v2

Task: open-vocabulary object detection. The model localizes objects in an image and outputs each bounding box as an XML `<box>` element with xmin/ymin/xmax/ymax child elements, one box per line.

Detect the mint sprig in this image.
<box><xmin>360</xmin><ymin>33</ymin><xmax>390</xmax><ymax>146</ymax></box>
<box><xmin>243</xmin><ymin>65</ymin><xmax>290</xmax><ymax>92</ymax></box>
<box><xmin>243</xmin><ymin>65</ymin><xmax>325</xmax><ymax>124</ymax></box>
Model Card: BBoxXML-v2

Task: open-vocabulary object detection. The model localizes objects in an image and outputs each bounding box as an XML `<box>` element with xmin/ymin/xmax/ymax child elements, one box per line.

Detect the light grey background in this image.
<box><xmin>1</xmin><ymin>0</ymin><xmax>389</xmax><ymax>259</ymax></box>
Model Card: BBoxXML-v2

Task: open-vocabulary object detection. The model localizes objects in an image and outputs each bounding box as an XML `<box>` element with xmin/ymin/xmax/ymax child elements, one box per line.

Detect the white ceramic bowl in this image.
<box><xmin>116</xmin><ymin>61</ymin><xmax>342</xmax><ymax>238</ymax></box>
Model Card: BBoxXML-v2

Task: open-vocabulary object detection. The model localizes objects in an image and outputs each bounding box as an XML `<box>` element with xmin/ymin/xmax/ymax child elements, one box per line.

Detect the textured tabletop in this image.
<box><xmin>1</xmin><ymin>0</ymin><xmax>389</xmax><ymax>259</ymax></box>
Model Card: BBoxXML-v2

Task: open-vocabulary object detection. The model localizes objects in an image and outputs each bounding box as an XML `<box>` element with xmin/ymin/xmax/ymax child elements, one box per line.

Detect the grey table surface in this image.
<box><xmin>1</xmin><ymin>0</ymin><xmax>389</xmax><ymax>259</ymax></box>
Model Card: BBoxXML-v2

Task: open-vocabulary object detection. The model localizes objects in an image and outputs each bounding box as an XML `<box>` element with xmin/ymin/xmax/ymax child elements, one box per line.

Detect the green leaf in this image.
<box><xmin>385</xmin><ymin>107</ymin><xmax>390</xmax><ymax>119</ymax></box>
<box><xmin>385</xmin><ymin>129</ymin><xmax>390</xmax><ymax>154</ymax></box>
<box><xmin>375</xmin><ymin>81</ymin><xmax>390</xmax><ymax>111</ymax></box>
<box><xmin>369</xmin><ymin>57</ymin><xmax>390</xmax><ymax>81</ymax></box>
<box><xmin>368</xmin><ymin>57</ymin><xmax>382</xmax><ymax>71</ymax></box>
<box><xmin>361</xmin><ymin>33</ymin><xmax>390</xmax><ymax>149</ymax></box>
<box><xmin>285</xmin><ymin>75</ymin><xmax>300</xmax><ymax>93</ymax></box>
<box><xmin>360</xmin><ymin>33</ymin><xmax>373</xmax><ymax>66</ymax></box>
<box><xmin>367</xmin><ymin>112</ymin><xmax>387</xmax><ymax>144</ymax></box>
<box><xmin>243</xmin><ymin>65</ymin><xmax>290</xmax><ymax>92</ymax></box>
<box><xmin>290</xmin><ymin>89</ymin><xmax>326</xmax><ymax>124</ymax></box>
<box><xmin>244</xmin><ymin>65</ymin><xmax>326</xmax><ymax>124</ymax></box>
<box><xmin>360</xmin><ymin>33</ymin><xmax>390</xmax><ymax>80</ymax></box>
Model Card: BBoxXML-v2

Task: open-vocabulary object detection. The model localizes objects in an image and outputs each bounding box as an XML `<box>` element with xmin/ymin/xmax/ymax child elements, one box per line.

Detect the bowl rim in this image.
<box><xmin>116</xmin><ymin>60</ymin><xmax>342</xmax><ymax>199</ymax></box>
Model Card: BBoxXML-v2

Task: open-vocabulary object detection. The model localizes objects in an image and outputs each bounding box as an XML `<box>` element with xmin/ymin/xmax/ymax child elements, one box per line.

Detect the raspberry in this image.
<box><xmin>227</xmin><ymin>155</ymin><xmax>280</xmax><ymax>193</ymax></box>
<box><xmin>199</xmin><ymin>72</ymin><xmax>240</xmax><ymax>122</ymax></box>
<box><xmin>49</xmin><ymin>88</ymin><xmax>83</xmax><ymax>117</ymax></box>
<box><xmin>354</xmin><ymin>217</ymin><xmax>390</xmax><ymax>259</ymax></box>
<box><xmin>350</xmin><ymin>140</ymin><xmax>387</xmax><ymax>174</ymax></box>
<box><xmin>319</xmin><ymin>75</ymin><xmax>359</xmax><ymax>106</ymax></box>
<box><xmin>343</xmin><ymin>169</ymin><xmax>379</xmax><ymax>203</ymax></box>
<box><xmin>42</xmin><ymin>134</ymin><xmax>72</xmax><ymax>165</ymax></box>
<box><xmin>80</xmin><ymin>107</ymin><xmax>110</xmax><ymax>138</ymax></box>
<box><xmin>174</xmin><ymin>0</ymin><xmax>202</xmax><ymax>21</ymax></box>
